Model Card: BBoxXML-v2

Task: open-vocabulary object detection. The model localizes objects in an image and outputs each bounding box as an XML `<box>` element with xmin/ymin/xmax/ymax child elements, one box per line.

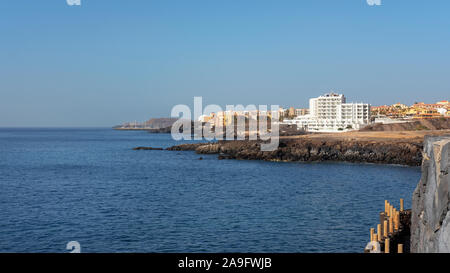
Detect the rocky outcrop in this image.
<box><xmin>165</xmin><ymin>143</ymin><xmax>221</xmax><ymax>154</ymax></box>
<box><xmin>165</xmin><ymin>143</ymin><xmax>209</xmax><ymax>151</ymax></box>
<box><xmin>411</xmin><ymin>135</ymin><xmax>450</xmax><ymax>252</ymax></box>
<box><xmin>133</xmin><ymin>147</ymin><xmax>164</xmax><ymax>150</ymax></box>
<box><xmin>167</xmin><ymin>138</ymin><xmax>424</xmax><ymax>166</ymax></box>
<box><xmin>195</xmin><ymin>143</ymin><xmax>221</xmax><ymax>154</ymax></box>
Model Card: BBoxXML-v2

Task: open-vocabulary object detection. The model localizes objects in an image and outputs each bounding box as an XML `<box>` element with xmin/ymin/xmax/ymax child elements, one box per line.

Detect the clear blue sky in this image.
<box><xmin>1</xmin><ymin>0</ymin><xmax>449</xmax><ymax>127</ymax></box>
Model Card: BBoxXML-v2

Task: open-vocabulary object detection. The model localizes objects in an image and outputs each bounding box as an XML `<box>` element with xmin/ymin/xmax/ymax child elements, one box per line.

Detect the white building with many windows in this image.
<box><xmin>283</xmin><ymin>93</ymin><xmax>371</xmax><ymax>132</ymax></box>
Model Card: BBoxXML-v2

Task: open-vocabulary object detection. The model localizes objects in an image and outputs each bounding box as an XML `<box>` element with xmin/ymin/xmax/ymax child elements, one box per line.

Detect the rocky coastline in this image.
<box><xmin>135</xmin><ymin>130</ymin><xmax>450</xmax><ymax>166</ymax></box>
<box><xmin>165</xmin><ymin>139</ymin><xmax>423</xmax><ymax>166</ymax></box>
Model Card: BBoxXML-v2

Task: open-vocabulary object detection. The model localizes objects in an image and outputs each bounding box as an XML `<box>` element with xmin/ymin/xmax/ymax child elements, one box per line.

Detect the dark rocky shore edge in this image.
<box><xmin>128</xmin><ymin>118</ymin><xmax>450</xmax><ymax>166</ymax></box>
<box><xmin>135</xmin><ymin>138</ymin><xmax>424</xmax><ymax>166</ymax></box>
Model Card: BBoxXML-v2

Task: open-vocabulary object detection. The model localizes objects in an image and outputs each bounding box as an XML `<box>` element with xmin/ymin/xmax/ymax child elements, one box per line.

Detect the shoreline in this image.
<box><xmin>144</xmin><ymin>130</ymin><xmax>450</xmax><ymax>167</ymax></box>
<box><xmin>167</xmin><ymin>139</ymin><xmax>423</xmax><ymax>166</ymax></box>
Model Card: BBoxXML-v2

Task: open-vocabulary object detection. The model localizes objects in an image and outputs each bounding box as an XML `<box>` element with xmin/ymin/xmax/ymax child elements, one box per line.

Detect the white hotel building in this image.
<box><xmin>283</xmin><ymin>93</ymin><xmax>371</xmax><ymax>132</ymax></box>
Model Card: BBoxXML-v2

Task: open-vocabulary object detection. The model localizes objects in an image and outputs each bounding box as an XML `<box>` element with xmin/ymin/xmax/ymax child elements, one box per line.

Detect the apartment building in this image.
<box><xmin>295</xmin><ymin>108</ymin><xmax>309</xmax><ymax>116</ymax></box>
<box><xmin>283</xmin><ymin>93</ymin><xmax>371</xmax><ymax>132</ymax></box>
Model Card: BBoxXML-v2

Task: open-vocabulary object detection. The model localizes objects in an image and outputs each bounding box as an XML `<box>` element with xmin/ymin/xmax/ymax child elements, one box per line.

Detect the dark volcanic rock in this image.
<box><xmin>163</xmin><ymin>135</ymin><xmax>429</xmax><ymax>166</ymax></box>
<box><xmin>195</xmin><ymin>143</ymin><xmax>221</xmax><ymax>154</ymax></box>
<box><xmin>133</xmin><ymin>147</ymin><xmax>164</xmax><ymax>150</ymax></box>
<box><xmin>171</xmin><ymin>138</ymin><xmax>424</xmax><ymax>166</ymax></box>
<box><xmin>166</xmin><ymin>143</ymin><xmax>210</xmax><ymax>151</ymax></box>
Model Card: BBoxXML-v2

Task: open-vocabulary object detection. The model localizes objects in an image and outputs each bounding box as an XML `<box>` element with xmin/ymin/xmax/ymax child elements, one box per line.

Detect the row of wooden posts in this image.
<box><xmin>369</xmin><ymin>199</ymin><xmax>405</xmax><ymax>253</ymax></box>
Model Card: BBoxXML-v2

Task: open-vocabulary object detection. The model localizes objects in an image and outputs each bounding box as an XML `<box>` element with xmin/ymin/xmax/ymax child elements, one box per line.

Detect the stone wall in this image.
<box><xmin>411</xmin><ymin>136</ymin><xmax>450</xmax><ymax>252</ymax></box>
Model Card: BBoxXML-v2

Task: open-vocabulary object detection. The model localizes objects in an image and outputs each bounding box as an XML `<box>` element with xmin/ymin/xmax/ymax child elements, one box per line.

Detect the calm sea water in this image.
<box><xmin>0</xmin><ymin>128</ymin><xmax>421</xmax><ymax>253</ymax></box>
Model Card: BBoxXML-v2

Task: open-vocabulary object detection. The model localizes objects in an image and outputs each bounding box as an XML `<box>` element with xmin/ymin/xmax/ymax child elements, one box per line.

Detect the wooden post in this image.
<box><xmin>373</xmin><ymin>235</ymin><xmax>379</xmax><ymax>251</ymax></box>
<box><xmin>377</xmin><ymin>224</ymin><xmax>381</xmax><ymax>242</ymax></box>
<box><xmin>398</xmin><ymin>244</ymin><xmax>403</xmax><ymax>253</ymax></box>
<box><xmin>400</xmin><ymin>198</ymin><xmax>404</xmax><ymax>212</ymax></box>
<box><xmin>370</xmin><ymin>228</ymin><xmax>375</xmax><ymax>242</ymax></box>
<box><xmin>394</xmin><ymin>212</ymin><xmax>399</xmax><ymax>231</ymax></box>
<box><xmin>383</xmin><ymin>220</ymin><xmax>388</xmax><ymax>238</ymax></box>
<box><xmin>392</xmin><ymin>208</ymin><xmax>397</xmax><ymax>231</ymax></box>
<box><xmin>385</xmin><ymin>238</ymin><xmax>390</xmax><ymax>253</ymax></box>
<box><xmin>389</xmin><ymin>217</ymin><xmax>394</xmax><ymax>233</ymax></box>
<box><xmin>393</xmin><ymin>213</ymin><xmax>397</xmax><ymax>231</ymax></box>
<box><xmin>385</xmin><ymin>200</ymin><xmax>388</xmax><ymax>215</ymax></box>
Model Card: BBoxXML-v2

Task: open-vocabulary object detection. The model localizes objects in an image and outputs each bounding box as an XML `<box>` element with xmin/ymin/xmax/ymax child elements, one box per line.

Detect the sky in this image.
<box><xmin>0</xmin><ymin>0</ymin><xmax>449</xmax><ymax>127</ymax></box>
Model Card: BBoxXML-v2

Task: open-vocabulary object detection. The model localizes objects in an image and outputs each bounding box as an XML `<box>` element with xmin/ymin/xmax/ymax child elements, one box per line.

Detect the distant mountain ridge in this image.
<box><xmin>143</xmin><ymin>118</ymin><xmax>178</xmax><ymax>129</ymax></box>
<box><xmin>114</xmin><ymin>117</ymin><xmax>180</xmax><ymax>130</ymax></box>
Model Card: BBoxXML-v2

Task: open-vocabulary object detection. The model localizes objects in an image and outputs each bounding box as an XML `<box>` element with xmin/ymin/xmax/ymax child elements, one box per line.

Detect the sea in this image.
<box><xmin>0</xmin><ymin>128</ymin><xmax>421</xmax><ymax>253</ymax></box>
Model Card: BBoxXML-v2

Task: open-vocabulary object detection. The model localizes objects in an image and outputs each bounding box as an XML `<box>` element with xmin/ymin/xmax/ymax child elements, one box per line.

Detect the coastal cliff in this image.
<box><xmin>411</xmin><ymin>136</ymin><xmax>450</xmax><ymax>252</ymax></box>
